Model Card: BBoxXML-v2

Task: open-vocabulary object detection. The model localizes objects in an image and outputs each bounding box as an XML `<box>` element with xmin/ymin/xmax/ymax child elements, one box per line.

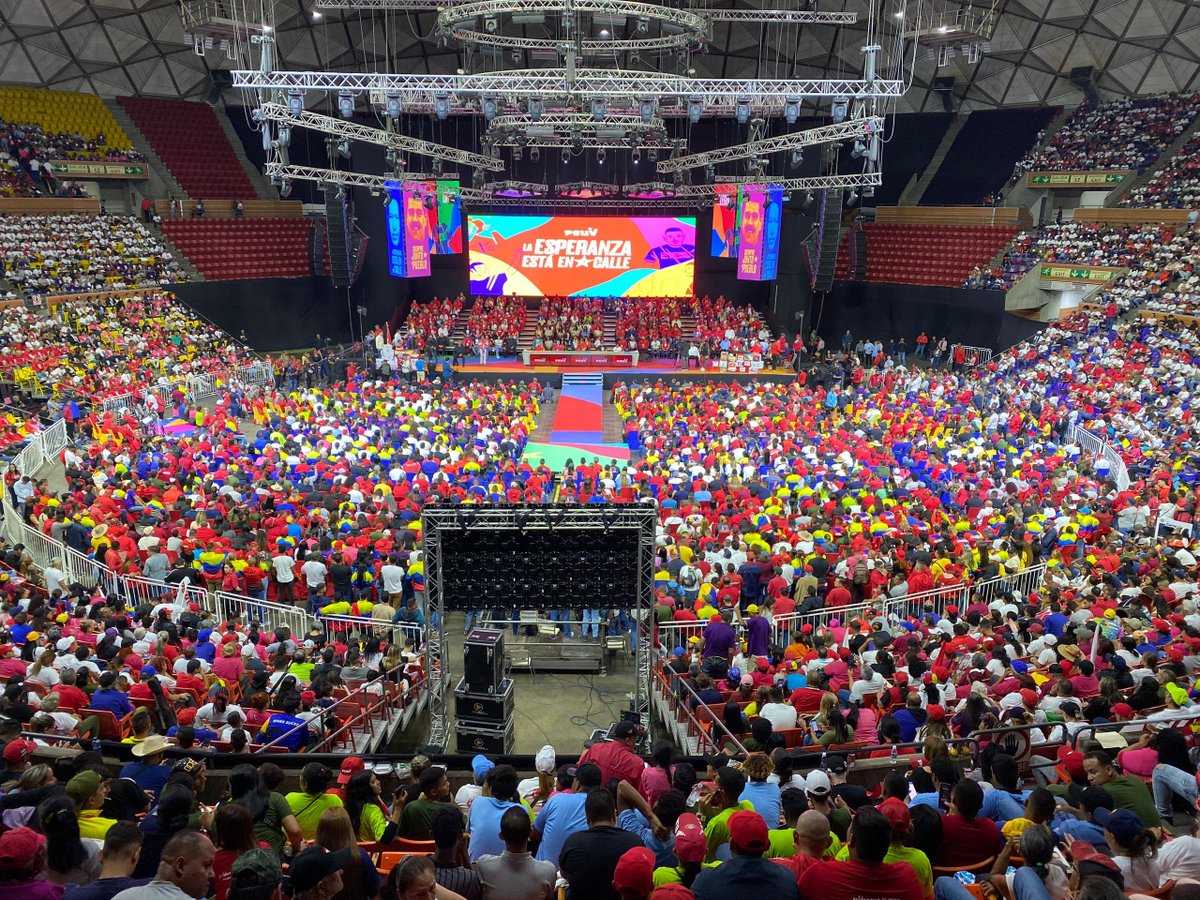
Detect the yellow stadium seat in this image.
<box><xmin>0</xmin><ymin>86</ymin><xmax>131</xmax><ymax>150</ymax></box>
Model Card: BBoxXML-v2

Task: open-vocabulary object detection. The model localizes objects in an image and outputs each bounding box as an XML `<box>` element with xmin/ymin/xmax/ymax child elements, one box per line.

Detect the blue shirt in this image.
<box><xmin>745</xmin><ymin>616</ymin><xmax>772</xmax><ymax>656</ymax></box>
<box><xmin>740</xmin><ymin>781</ymin><xmax>782</xmax><ymax>830</ymax></box>
<box><xmin>533</xmin><ymin>791</ymin><xmax>587</xmax><ymax>867</ymax></box>
<box><xmin>981</xmin><ymin>789</ymin><xmax>1028</xmax><ymax>825</ymax></box>
<box><xmin>90</xmin><ymin>688</ymin><xmax>133</xmax><ymax>718</ymax></box>
<box><xmin>468</xmin><ymin>796</ymin><xmax>523</xmax><ymax>861</ymax></box>
<box><xmin>259</xmin><ymin>713</ymin><xmax>308</xmax><ymax>751</ymax></box>
<box><xmin>1051</xmin><ymin>813</ymin><xmax>1106</xmax><ymax>846</ymax></box>
<box><xmin>618</xmin><ymin>808</ymin><xmax>676</xmax><ymax>868</ymax></box>
<box><xmin>120</xmin><ymin>760</ymin><xmax>172</xmax><ymax>797</ymax></box>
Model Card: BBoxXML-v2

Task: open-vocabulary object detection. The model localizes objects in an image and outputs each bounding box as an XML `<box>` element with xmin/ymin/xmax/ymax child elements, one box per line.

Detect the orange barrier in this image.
<box><xmin>0</xmin><ymin>197</ymin><xmax>101</xmax><ymax>215</ymax></box>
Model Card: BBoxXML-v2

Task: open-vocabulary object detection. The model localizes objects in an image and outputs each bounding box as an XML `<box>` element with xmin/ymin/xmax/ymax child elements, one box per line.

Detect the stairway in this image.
<box><xmin>562</xmin><ymin>372</ymin><xmax>604</xmax><ymax>387</ymax></box>
<box><xmin>150</xmin><ymin>223</ymin><xmax>204</xmax><ymax>282</ymax></box>
<box><xmin>216</xmin><ymin>102</ymin><xmax>278</xmax><ymax>200</ymax></box>
<box><xmin>104</xmin><ymin>99</ymin><xmax>187</xmax><ymax>200</ymax></box>
<box><xmin>1106</xmin><ymin>114</ymin><xmax>1200</xmax><ymax>207</ymax></box>
<box><xmin>899</xmin><ymin>113</ymin><xmax>969</xmax><ymax>206</ymax></box>
<box><xmin>1001</xmin><ymin>106</ymin><xmax>1074</xmax><ymax>210</ymax></box>
<box><xmin>517</xmin><ymin>318</ymin><xmax>540</xmax><ymax>351</ymax></box>
<box><xmin>680</xmin><ymin>312</ymin><xmax>697</xmax><ymax>340</ymax></box>
<box><xmin>602</xmin><ymin>312</ymin><xmax>617</xmax><ymax>346</ymax></box>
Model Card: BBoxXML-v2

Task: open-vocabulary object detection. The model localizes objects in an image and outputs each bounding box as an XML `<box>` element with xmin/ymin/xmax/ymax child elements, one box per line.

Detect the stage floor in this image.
<box><xmin>452</xmin><ymin>355</ymin><xmax>797</xmax><ymax>377</ymax></box>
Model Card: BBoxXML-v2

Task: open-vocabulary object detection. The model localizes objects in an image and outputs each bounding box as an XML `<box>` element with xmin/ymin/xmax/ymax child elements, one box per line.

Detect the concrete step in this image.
<box><xmin>105</xmin><ymin>99</ymin><xmax>187</xmax><ymax>200</ymax></box>
<box><xmin>602</xmin><ymin>389</ymin><xmax>626</xmax><ymax>445</ymax></box>
<box><xmin>216</xmin><ymin>101</ymin><xmax>278</xmax><ymax>200</ymax></box>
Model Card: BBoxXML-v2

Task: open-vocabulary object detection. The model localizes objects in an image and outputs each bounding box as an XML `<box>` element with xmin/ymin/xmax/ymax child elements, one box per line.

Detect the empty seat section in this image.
<box><xmin>161</xmin><ymin>219</ymin><xmax>315</xmax><ymax>281</ymax></box>
<box><xmin>118</xmin><ymin>97</ymin><xmax>255</xmax><ymax>199</ymax></box>
<box><xmin>834</xmin><ymin>223</ymin><xmax>1018</xmax><ymax>288</ymax></box>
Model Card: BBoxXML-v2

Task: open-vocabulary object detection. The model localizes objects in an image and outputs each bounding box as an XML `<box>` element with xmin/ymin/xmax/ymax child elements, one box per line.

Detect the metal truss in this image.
<box><xmin>673</xmin><ymin>170</ymin><xmax>881</xmax><ymax>197</ymax></box>
<box><xmin>258</xmin><ymin>101</ymin><xmax>504</xmax><ymax>171</ymax></box>
<box><xmin>232</xmin><ymin>70</ymin><xmax>904</xmax><ymax>104</ymax></box>
<box><xmin>486</xmin><ymin>112</ymin><xmax>670</xmax><ymax>148</ymax></box>
<box><xmin>420</xmin><ymin>505</ymin><xmax>658</xmax><ymax>751</ymax></box>
<box><xmin>707</xmin><ymin>9</ymin><xmax>857</xmax><ymax>22</ymax></box>
<box><xmin>265</xmin><ymin>162</ymin><xmax>392</xmax><ymax>190</ymax></box>
<box><xmin>485</xmin><ymin>180</ymin><xmax>550</xmax><ymax>195</ymax></box>
<box><xmin>657</xmin><ymin>116</ymin><xmax>882</xmax><ymax>173</ymax></box>
<box><xmin>318</xmin><ymin>0</ymin><xmax>855</xmax><ymax>22</ymax></box>
<box><xmin>444</xmin><ymin>27</ymin><xmax>698</xmax><ymax>52</ymax></box>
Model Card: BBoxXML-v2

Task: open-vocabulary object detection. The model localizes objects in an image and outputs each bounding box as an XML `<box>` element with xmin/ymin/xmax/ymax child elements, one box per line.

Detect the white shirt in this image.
<box><xmin>301</xmin><ymin>560</ymin><xmax>328</xmax><ymax>588</ymax></box>
<box><xmin>1158</xmin><ymin>836</ymin><xmax>1200</xmax><ymax>881</ymax></box>
<box><xmin>272</xmin><ymin>554</ymin><xmax>295</xmax><ymax>583</ymax></box>
<box><xmin>758</xmin><ymin>702</ymin><xmax>798</xmax><ymax>730</ymax></box>
<box><xmin>380</xmin><ymin>564</ymin><xmax>406</xmax><ymax>594</ymax></box>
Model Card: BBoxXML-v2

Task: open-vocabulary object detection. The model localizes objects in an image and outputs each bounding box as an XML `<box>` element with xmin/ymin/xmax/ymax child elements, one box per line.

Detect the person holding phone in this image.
<box><xmin>936</xmin><ymin>780</ymin><xmax>1002</xmax><ymax>869</ymax></box>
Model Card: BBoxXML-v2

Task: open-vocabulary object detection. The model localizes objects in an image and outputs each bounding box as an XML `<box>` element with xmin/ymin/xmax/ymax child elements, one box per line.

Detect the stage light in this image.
<box><xmin>434</xmin><ymin>93</ymin><xmax>451</xmax><ymax>120</ymax></box>
<box><xmin>591</xmin><ymin>97</ymin><xmax>607</xmax><ymax>121</ymax></box>
<box><xmin>530</xmin><ymin>146</ymin><xmax>540</xmax><ymax>161</ymax></box>
<box><xmin>785</xmin><ymin>97</ymin><xmax>801</xmax><ymax>124</ymax></box>
<box><xmin>528</xmin><ymin>95</ymin><xmax>544</xmax><ymax>120</ymax></box>
<box><xmin>432</xmin><ymin>158</ymin><xmax>444</xmax><ymax>176</ymax></box>
<box><xmin>790</xmin><ymin>148</ymin><xmax>803</xmax><ymax>168</ymax></box>
<box><xmin>636</xmin><ymin>15</ymin><xmax>649</xmax><ymax>32</ymax></box>
<box><xmin>561</xmin><ymin>148</ymin><xmax>571</xmax><ymax>163</ymax></box>
<box><xmin>735</xmin><ymin>97</ymin><xmax>751</xmax><ymax>124</ymax></box>
<box><xmin>513</xmin><ymin>145</ymin><xmax>523</xmax><ymax>161</ymax></box>
<box><xmin>687</xmin><ymin>95</ymin><xmax>703</xmax><ymax>124</ymax></box>
<box><xmin>287</xmin><ymin>89</ymin><xmax>304</xmax><ymax>116</ymax></box>
<box><xmin>647</xmin><ymin>147</ymin><xmax>658</xmax><ymax>163</ymax></box>
<box><xmin>385</xmin><ymin>92</ymin><xmax>402</xmax><ymax>120</ymax></box>
<box><xmin>851</xmin><ymin>139</ymin><xmax>866</xmax><ymax>159</ymax></box>
<box><xmin>597</xmin><ymin>148</ymin><xmax>606</xmax><ymax>164</ymax></box>
<box><xmin>277</xmin><ymin>126</ymin><xmax>290</xmax><ymax>148</ymax></box>
<box><xmin>337</xmin><ymin>90</ymin><xmax>355</xmax><ymax>118</ymax></box>
<box><xmin>337</xmin><ymin>138</ymin><xmax>351</xmax><ymax>159</ymax></box>
<box><xmin>803</xmin><ymin>191</ymin><xmax>814</xmax><ymax>207</ymax></box>
<box><xmin>831</xmin><ymin>95</ymin><xmax>849</xmax><ymax>123</ymax></box>
<box><xmin>704</xmin><ymin>164</ymin><xmax>715</xmax><ymax>181</ymax></box>
<box><xmin>482</xmin><ymin>95</ymin><xmax>499</xmax><ymax>120</ymax></box>
<box><xmin>639</xmin><ymin>97</ymin><xmax>656</xmax><ymax>123</ymax></box>
<box><xmin>847</xmin><ymin>189</ymin><xmax>859</xmax><ymax>205</ymax></box>
<box><xmin>279</xmin><ymin>179</ymin><xmax>292</xmax><ymax>198</ymax></box>
<box><xmin>484</xmin><ymin>14</ymin><xmax>497</xmax><ymax>32</ymax></box>
<box><xmin>631</xmin><ymin>147</ymin><xmax>640</xmax><ymax>163</ymax></box>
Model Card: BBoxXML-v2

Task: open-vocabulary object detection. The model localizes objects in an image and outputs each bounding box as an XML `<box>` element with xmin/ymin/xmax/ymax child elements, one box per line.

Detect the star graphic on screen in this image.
<box><xmin>575</xmin><ymin>258</ymin><xmax>592</xmax><ymax>268</ymax></box>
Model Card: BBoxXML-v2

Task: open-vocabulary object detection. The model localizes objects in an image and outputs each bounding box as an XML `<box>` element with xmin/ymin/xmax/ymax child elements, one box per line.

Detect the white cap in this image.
<box><xmin>806</xmin><ymin>770</ymin><xmax>831</xmax><ymax>795</ymax></box>
<box><xmin>55</xmin><ymin>637</ymin><xmax>74</xmax><ymax>652</ymax></box>
<box><xmin>535</xmin><ymin>744</ymin><xmax>557</xmax><ymax>775</ymax></box>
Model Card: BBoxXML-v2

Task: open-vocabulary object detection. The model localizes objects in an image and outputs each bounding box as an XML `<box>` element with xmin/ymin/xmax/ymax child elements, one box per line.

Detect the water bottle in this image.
<box><xmin>820</xmin><ymin>750</ymin><xmax>827</xmax><ymax>768</ymax></box>
<box><xmin>890</xmin><ymin>744</ymin><xmax>898</xmax><ymax>762</ymax></box>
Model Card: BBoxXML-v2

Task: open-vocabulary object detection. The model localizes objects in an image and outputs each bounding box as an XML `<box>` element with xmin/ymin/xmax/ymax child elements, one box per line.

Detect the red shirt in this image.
<box><xmin>55</xmin><ymin>684</ymin><xmax>90</xmax><ymax>711</ymax></box>
<box><xmin>938</xmin><ymin>814</ymin><xmax>1001</xmax><ymax>867</ymax></box>
<box><xmin>798</xmin><ymin>859</ymin><xmax>925</xmax><ymax>900</ymax></box>
<box><xmin>578</xmin><ymin>739</ymin><xmax>645</xmax><ymax>789</ymax></box>
<box><xmin>826</xmin><ymin>586</ymin><xmax>852</xmax><ymax>608</ymax></box>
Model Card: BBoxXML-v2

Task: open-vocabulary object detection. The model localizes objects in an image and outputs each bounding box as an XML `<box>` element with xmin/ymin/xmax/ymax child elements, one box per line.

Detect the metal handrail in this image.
<box><xmin>664</xmin><ymin>667</ymin><xmax>749</xmax><ymax>757</ymax></box>
<box><xmin>1071</xmin><ymin>709</ymin><xmax>1200</xmax><ymax>748</ymax></box>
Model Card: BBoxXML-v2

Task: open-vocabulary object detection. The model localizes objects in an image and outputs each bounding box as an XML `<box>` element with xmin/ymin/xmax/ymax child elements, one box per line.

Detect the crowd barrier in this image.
<box><xmin>1069</xmin><ymin>424</ymin><xmax>1131</xmax><ymax>492</ymax></box>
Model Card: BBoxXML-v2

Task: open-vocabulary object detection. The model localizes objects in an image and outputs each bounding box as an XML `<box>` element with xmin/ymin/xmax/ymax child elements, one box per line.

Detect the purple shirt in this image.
<box><xmin>746</xmin><ymin>616</ymin><xmax>771</xmax><ymax>656</ymax></box>
<box><xmin>703</xmin><ymin>620</ymin><xmax>737</xmax><ymax>659</ymax></box>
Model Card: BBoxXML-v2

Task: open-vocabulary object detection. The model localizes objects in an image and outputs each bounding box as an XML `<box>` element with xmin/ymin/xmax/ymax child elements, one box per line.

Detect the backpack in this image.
<box><xmin>853</xmin><ymin>557</ymin><xmax>868</xmax><ymax>584</ymax></box>
<box><xmin>680</xmin><ymin>565</ymin><xmax>699</xmax><ymax>591</ymax></box>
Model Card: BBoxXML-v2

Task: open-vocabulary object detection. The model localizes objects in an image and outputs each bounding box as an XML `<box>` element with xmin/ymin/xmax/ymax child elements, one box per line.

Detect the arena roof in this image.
<box><xmin>0</xmin><ymin>0</ymin><xmax>1197</xmax><ymax>112</ymax></box>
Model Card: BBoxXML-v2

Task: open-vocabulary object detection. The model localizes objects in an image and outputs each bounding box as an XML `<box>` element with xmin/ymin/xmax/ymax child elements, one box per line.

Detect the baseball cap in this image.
<box><xmin>2</xmin><ymin>738</ymin><xmax>36</xmax><ymax>766</ymax></box>
<box><xmin>55</xmin><ymin>637</ymin><xmax>74</xmax><ymax>652</ymax></box>
<box><xmin>805</xmin><ymin>770</ymin><xmax>831</xmax><ymax>797</ymax></box>
<box><xmin>673</xmin><ymin>813</ymin><xmax>707</xmax><ymax>864</ymax></box>
<box><xmin>612</xmin><ymin>721</ymin><xmax>639</xmax><ymax>740</ymax></box>
<box><xmin>651</xmin><ymin>886</ymin><xmax>696</xmax><ymax>899</ymax></box>
<box><xmin>746</xmin><ymin>604</ymin><xmax>759</xmax><ymax>614</ymax></box>
<box><xmin>1066</xmin><ymin>840</ymin><xmax>1122</xmax><ymax>875</ymax></box>
<box><xmin>612</xmin><ymin>846</ymin><xmax>655</xmax><ymax>896</ymax></box>
<box><xmin>1019</xmin><ymin>689</ymin><xmax>1040</xmax><ymax>707</ymax></box>
<box><xmin>1111</xmin><ymin>702</ymin><xmax>1135</xmax><ymax>719</ymax></box>
<box><xmin>727</xmin><ymin>810</ymin><xmax>770</xmax><ymax>853</ymax></box>
<box><xmin>877</xmin><ymin>797</ymin><xmax>912</xmax><ymax>834</ymax></box>
<box><xmin>1057</xmin><ymin>745</ymin><xmax>1086</xmax><ymax>780</ymax></box>
<box><xmin>1092</xmin><ymin>808</ymin><xmax>1145</xmax><ymax>846</ymax></box>
<box><xmin>471</xmin><ymin>754</ymin><xmax>495</xmax><ymax>781</ymax></box>
<box><xmin>288</xmin><ymin>847</ymin><xmax>351</xmax><ymax>894</ymax></box>
<box><xmin>231</xmin><ymin>848</ymin><xmax>283</xmax><ymax>887</ymax></box>
<box><xmin>66</xmin><ymin>770</ymin><xmax>103</xmax><ymax>807</ymax></box>
<box><xmin>822</xmin><ymin>755</ymin><xmax>848</xmax><ymax>775</ymax></box>
<box><xmin>926</xmin><ymin>704</ymin><xmax>946</xmax><ymax>721</ymax></box>
<box><xmin>535</xmin><ymin>745</ymin><xmax>556</xmax><ymax>776</ymax></box>
<box><xmin>338</xmin><ymin>757</ymin><xmax>365</xmax><ymax>785</ymax></box>
<box><xmin>739</xmin><ymin>674</ymin><xmax>753</xmax><ymax>687</ymax></box>
<box><xmin>0</xmin><ymin>828</ymin><xmax>45</xmax><ymax>873</ymax></box>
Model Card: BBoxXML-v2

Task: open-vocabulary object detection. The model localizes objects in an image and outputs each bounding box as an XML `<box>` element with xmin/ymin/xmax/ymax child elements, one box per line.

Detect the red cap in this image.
<box><xmin>187</xmin><ymin>602</ymin><xmax>200</xmax><ymax>613</ymax></box>
<box><xmin>222</xmin><ymin>632</ymin><xmax>239</xmax><ymax>645</ymax></box>
<box><xmin>1057</xmin><ymin>745</ymin><xmax>1086</xmax><ymax>780</ymax></box>
<box><xmin>945</xmin><ymin>606</ymin><xmax>959</xmax><ymax>616</ymax></box>
<box><xmin>2</xmin><ymin>739</ymin><xmax>36</xmax><ymax>766</ymax></box>
<box><xmin>612</xmin><ymin>846</ymin><xmax>655</xmax><ymax>896</ymax></box>
<box><xmin>0</xmin><ymin>646</ymin><xmax>12</xmax><ymax>657</ymax></box>
<box><xmin>339</xmin><ymin>757</ymin><xmax>365</xmax><ymax>785</ymax></box>
<box><xmin>672</xmin><ymin>813</ymin><xmax>707</xmax><ymax>863</ymax></box>
<box><xmin>1028</xmin><ymin>622</ymin><xmax>1044</xmax><ymax>634</ymax></box>
<box><xmin>756</xmin><ymin>657</ymin><xmax>770</xmax><ymax>670</ymax></box>
<box><xmin>1020</xmin><ymin>689</ymin><xmax>1040</xmax><ymax>707</ymax></box>
<box><xmin>0</xmin><ymin>827</ymin><xmax>45</xmax><ymax>872</ymax></box>
<box><xmin>877</xmin><ymin>797</ymin><xmax>912</xmax><ymax>834</ymax></box>
<box><xmin>927</xmin><ymin>704</ymin><xmax>946</xmax><ymax>721</ymax></box>
<box><xmin>1059</xmin><ymin>661</ymin><xmax>1073</xmax><ymax>677</ymax></box>
<box><xmin>801</xmin><ymin>624</ymin><xmax>813</xmax><ymax>635</ymax></box>
<box><xmin>651</xmin><ymin>886</ymin><xmax>696</xmax><ymax>899</ymax></box>
<box><xmin>894</xmin><ymin>672</ymin><xmax>909</xmax><ymax>684</ymax></box>
<box><xmin>1067</xmin><ymin>840</ymin><xmax>1121</xmax><ymax>873</ymax></box>
<box><xmin>1111</xmin><ymin>703</ymin><xmax>1135</xmax><ymax>719</ymax></box>
<box><xmin>176</xmin><ymin>707</ymin><xmax>197</xmax><ymax>726</ymax></box>
<box><xmin>727</xmin><ymin>810</ymin><xmax>770</xmax><ymax>853</ymax></box>
<box><xmin>710</xmin><ymin>614</ymin><xmax>722</xmax><ymax>623</ymax></box>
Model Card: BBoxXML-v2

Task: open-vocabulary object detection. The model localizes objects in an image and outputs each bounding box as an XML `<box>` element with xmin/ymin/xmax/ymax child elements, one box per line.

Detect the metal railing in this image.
<box><xmin>653</xmin><ymin>665</ymin><xmax>748</xmax><ymax>757</ymax></box>
<box><xmin>1070</xmin><ymin>424</ymin><xmax>1131</xmax><ymax>491</ymax></box>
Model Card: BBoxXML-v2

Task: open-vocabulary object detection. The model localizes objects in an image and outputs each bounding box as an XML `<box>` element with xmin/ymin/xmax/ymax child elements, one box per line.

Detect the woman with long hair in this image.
<box><xmin>27</xmin><ymin>649</ymin><xmax>60</xmax><ymax>689</ymax></box>
<box><xmin>816</xmin><ymin>706</ymin><xmax>854</xmax><ymax>746</ymax></box>
<box><xmin>314</xmin><ymin>808</ymin><xmax>381</xmax><ymax>900</ymax></box>
<box><xmin>1094</xmin><ymin>810</ymin><xmax>1161</xmax><ymax>891</ymax></box>
<box><xmin>135</xmin><ymin>783</ymin><xmax>194</xmax><ymax>879</ymax></box>
<box><xmin>211</xmin><ymin>803</ymin><xmax>264</xmax><ymax>900</ymax></box>
<box><xmin>227</xmin><ymin>763</ymin><xmax>302</xmax><ymax>857</ymax></box>
<box><xmin>38</xmin><ymin>796</ymin><xmax>100</xmax><ymax>885</ymax></box>
<box><xmin>343</xmin><ymin>770</ymin><xmax>399</xmax><ymax>843</ymax></box>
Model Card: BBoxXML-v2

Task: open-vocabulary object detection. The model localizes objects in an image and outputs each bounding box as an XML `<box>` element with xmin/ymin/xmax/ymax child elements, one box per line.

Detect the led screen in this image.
<box><xmin>468</xmin><ymin>215</ymin><xmax>696</xmax><ymax>297</ymax></box>
<box><xmin>737</xmin><ymin>184</ymin><xmax>784</xmax><ymax>281</ymax></box>
<box><xmin>711</xmin><ymin>185</ymin><xmax>739</xmax><ymax>258</ymax></box>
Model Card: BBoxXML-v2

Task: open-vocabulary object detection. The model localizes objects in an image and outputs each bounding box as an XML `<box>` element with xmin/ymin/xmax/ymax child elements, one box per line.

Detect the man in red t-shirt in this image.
<box><xmin>938</xmin><ymin>779</ymin><xmax>1001</xmax><ymax>868</ymax></box>
<box><xmin>773</xmin><ymin>809</ymin><xmax>833</xmax><ymax>884</ymax></box>
<box><xmin>797</xmin><ymin>806</ymin><xmax>924</xmax><ymax>900</ymax></box>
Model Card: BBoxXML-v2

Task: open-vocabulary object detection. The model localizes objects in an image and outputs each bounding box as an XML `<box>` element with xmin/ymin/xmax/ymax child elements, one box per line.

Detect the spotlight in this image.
<box><xmin>385</xmin><ymin>92</ymin><xmax>402</xmax><ymax>120</ymax></box>
<box><xmin>831</xmin><ymin>95</ymin><xmax>849</xmax><ymax>123</ymax></box>
<box><xmin>598</xmin><ymin>28</ymin><xmax>611</xmax><ymax>39</ymax></box>
<box><xmin>863</xmin><ymin>185</ymin><xmax>876</xmax><ymax>198</ymax></box>
<box><xmin>591</xmin><ymin>97</ymin><xmax>607</xmax><ymax>121</ymax></box>
<box><xmin>337</xmin><ymin>138</ymin><xmax>351</xmax><ymax>159</ymax></box>
<box><xmin>735</xmin><ymin>97</ymin><xmax>751</xmax><ymax>124</ymax></box>
<box><xmin>337</xmin><ymin>90</ymin><xmax>355</xmax><ymax>118</ymax></box>
<box><xmin>687</xmin><ymin>96</ymin><xmax>703</xmax><ymax>124</ymax></box>
<box><xmin>312</xmin><ymin>10</ymin><xmax>321</xmax><ymax>19</ymax></box>
<box><xmin>647</xmin><ymin>147</ymin><xmax>658</xmax><ymax>163</ymax></box>
<box><xmin>784</xmin><ymin>97</ymin><xmax>800</xmax><ymax>124</ymax></box>
<box><xmin>287</xmin><ymin>89</ymin><xmax>304</xmax><ymax>116</ymax></box>
<box><xmin>851</xmin><ymin>140</ymin><xmax>866</xmax><ymax>159</ymax></box>
<box><xmin>527</xmin><ymin>95</ymin><xmax>544</xmax><ymax>120</ymax></box>
<box><xmin>513</xmin><ymin>145</ymin><xmax>523</xmax><ymax>161</ymax></box>
<box><xmin>636</xmin><ymin>15</ymin><xmax>649</xmax><ymax>32</ymax></box>
<box><xmin>803</xmin><ymin>191</ymin><xmax>814</xmax><ymax>207</ymax></box>
<box><xmin>432</xmin><ymin>158</ymin><xmax>444</xmax><ymax>176</ymax></box>
<box><xmin>639</xmin><ymin>97</ymin><xmax>656</xmax><ymax>123</ymax></box>
<box><xmin>789</xmin><ymin>148</ymin><xmax>803</xmax><ymax>168</ymax></box>
<box><xmin>280</xmin><ymin>179</ymin><xmax>292</xmax><ymax>198</ymax></box>
<box><xmin>847</xmin><ymin>189</ymin><xmax>859</xmax><ymax>205</ymax></box>
<box><xmin>482</xmin><ymin>95</ymin><xmax>499</xmax><ymax>120</ymax></box>
<box><xmin>433</xmin><ymin>93</ymin><xmax>450</xmax><ymax>120</ymax></box>
<box><xmin>704</xmin><ymin>164</ymin><xmax>715</xmax><ymax>181</ymax></box>
<box><xmin>484</xmin><ymin>14</ymin><xmax>497</xmax><ymax>32</ymax></box>
<box><xmin>597</xmin><ymin>148</ymin><xmax>606</xmax><ymax>164</ymax></box>
<box><xmin>561</xmin><ymin>148</ymin><xmax>571</xmax><ymax>163</ymax></box>
<box><xmin>631</xmin><ymin>147</ymin><xmax>641</xmax><ymax>163</ymax></box>
<box><xmin>530</xmin><ymin>147</ymin><xmax>540</xmax><ymax>161</ymax></box>
<box><xmin>277</xmin><ymin>126</ymin><xmax>290</xmax><ymax>147</ymax></box>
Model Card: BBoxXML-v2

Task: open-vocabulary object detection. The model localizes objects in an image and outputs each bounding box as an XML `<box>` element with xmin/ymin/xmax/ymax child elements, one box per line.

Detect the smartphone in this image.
<box><xmin>938</xmin><ymin>782</ymin><xmax>952</xmax><ymax>812</ymax></box>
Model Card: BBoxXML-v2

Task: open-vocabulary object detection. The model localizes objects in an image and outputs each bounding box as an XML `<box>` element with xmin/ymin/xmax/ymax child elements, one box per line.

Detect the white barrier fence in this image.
<box><xmin>1070</xmin><ymin>425</ymin><xmax>1131</xmax><ymax>492</ymax></box>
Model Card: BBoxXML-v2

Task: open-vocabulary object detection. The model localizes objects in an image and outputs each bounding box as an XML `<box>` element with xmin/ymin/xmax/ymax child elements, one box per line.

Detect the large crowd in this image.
<box><xmin>1124</xmin><ymin>135</ymin><xmax>1200</xmax><ymax>210</ymax></box>
<box><xmin>0</xmin><ymin>216</ymin><xmax>185</xmax><ymax>296</ymax></box>
<box><xmin>1016</xmin><ymin>93</ymin><xmax>1199</xmax><ymax>174</ymax></box>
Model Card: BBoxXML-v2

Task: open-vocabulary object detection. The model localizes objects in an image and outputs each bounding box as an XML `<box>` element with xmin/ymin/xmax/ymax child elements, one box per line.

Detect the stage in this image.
<box><xmin>450</xmin><ymin>354</ymin><xmax>800</xmax><ymax>383</ymax></box>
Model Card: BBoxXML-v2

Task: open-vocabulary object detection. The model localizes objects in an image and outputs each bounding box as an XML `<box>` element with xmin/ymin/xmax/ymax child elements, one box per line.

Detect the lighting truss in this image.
<box><xmin>257</xmin><ymin>101</ymin><xmax>504</xmax><ymax>171</ymax></box>
<box><xmin>265</xmin><ymin>162</ymin><xmax>392</xmax><ymax>190</ymax></box>
<box><xmin>487</xmin><ymin>113</ymin><xmax>670</xmax><ymax>148</ymax></box>
<box><xmin>625</xmin><ymin>181</ymin><xmax>676</xmax><ymax>198</ymax></box>
<box><xmin>672</xmin><ymin>170</ymin><xmax>881</xmax><ymax>198</ymax></box>
<box><xmin>317</xmin><ymin>0</ymin><xmax>857</xmax><ymax>21</ymax></box>
<box><xmin>556</xmin><ymin>181</ymin><xmax>620</xmax><ymax>197</ymax></box>
<box><xmin>486</xmin><ymin>180</ymin><xmax>549</xmax><ymax>196</ymax></box>
<box><xmin>656</xmin><ymin>116</ymin><xmax>883</xmax><ymax>173</ymax></box>
<box><xmin>232</xmin><ymin>70</ymin><xmax>904</xmax><ymax>110</ymax></box>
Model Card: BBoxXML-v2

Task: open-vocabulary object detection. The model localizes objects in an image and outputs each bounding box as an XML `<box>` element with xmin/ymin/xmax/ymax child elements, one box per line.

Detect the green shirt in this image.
<box><xmin>652</xmin><ymin>863</ymin><xmax>722</xmax><ymax>887</ymax></box>
<box><xmin>704</xmin><ymin>801</ymin><xmax>755</xmax><ymax>861</ymax></box>
<box><xmin>768</xmin><ymin>828</ymin><xmax>796</xmax><ymax>859</ymax></box>
<box><xmin>253</xmin><ymin>792</ymin><xmax>295</xmax><ymax>854</ymax></box>
<box><xmin>285</xmin><ymin>791</ymin><xmax>344</xmax><ymax>840</ymax></box>
<box><xmin>838</xmin><ymin>843</ymin><xmax>933</xmax><ymax>895</ymax></box>
<box><xmin>1101</xmin><ymin>776</ymin><xmax>1161</xmax><ymax>828</ymax></box>
<box><xmin>358</xmin><ymin>802</ymin><xmax>389</xmax><ymax>842</ymax></box>
<box><xmin>400</xmin><ymin>797</ymin><xmax>455</xmax><ymax>840</ymax></box>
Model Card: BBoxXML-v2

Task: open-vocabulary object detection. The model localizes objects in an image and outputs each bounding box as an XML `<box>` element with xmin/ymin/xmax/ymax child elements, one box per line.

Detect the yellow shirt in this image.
<box><xmin>78</xmin><ymin>809</ymin><xmax>119</xmax><ymax>840</ymax></box>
